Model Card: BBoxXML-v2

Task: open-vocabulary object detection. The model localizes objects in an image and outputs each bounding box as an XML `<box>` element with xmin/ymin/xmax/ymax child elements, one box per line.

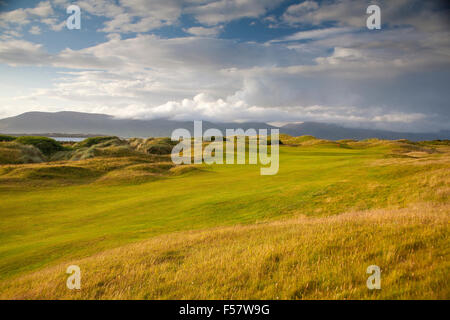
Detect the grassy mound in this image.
<box><xmin>95</xmin><ymin>167</ymin><xmax>161</xmax><ymax>185</ymax></box>
<box><xmin>74</xmin><ymin>136</ymin><xmax>122</xmax><ymax>149</ymax></box>
<box><xmin>127</xmin><ymin>163</ymin><xmax>175</xmax><ymax>174</ymax></box>
<box><xmin>0</xmin><ymin>142</ymin><xmax>45</xmax><ymax>164</ymax></box>
<box><xmin>129</xmin><ymin>137</ymin><xmax>177</xmax><ymax>155</ymax></box>
<box><xmin>146</xmin><ymin>144</ymin><xmax>173</xmax><ymax>155</ymax></box>
<box><xmin>52</xmin><ymin>137</ymin><xmax>137</xmax><ymax>161</ymax></box>
<box><xmin>0</xmin><ymin>165</ymin><xmax>99</xmax><ymax>181</ymax></box>
<box><xmin>279</xmin><ymin>134</ymin><xmax>335</xmax><ymax>146</ymax></box>
<box><xmin>169</xmin><ymin>164</ymin><xmax>205</xmax><ymax>175</ymax></box>
<box><xmin>15</xmin><ymin>136</ymin><xmax>64</xmax><ymax>156</ymax></box>
<box><xmin>94</xmin><ymin>162</ymin><xmax>176</xmax><ymax>185</ymax></box>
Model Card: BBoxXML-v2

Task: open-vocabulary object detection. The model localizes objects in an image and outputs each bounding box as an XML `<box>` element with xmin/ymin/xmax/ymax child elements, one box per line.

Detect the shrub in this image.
<box><xmin>75</xmin><ymin>136</ymin><xmax>120</xmax><ymax>148</ymax></box>
<box><xmin>15</xmin><ymin>136</ymin><xmax>64</xmax><ymax>156</ymax></box>
<box><xmin>0</xmin><ymin>134</ymin><xmax>16</xmax><ymax>142</ymax></box>
<box><xmin>130</xmin><ymin>137</ymin><xmax>177</xmax><ymax>155</ymax></box>
<box><xmin>146</xmin><ymin>144</ymin><xmax>174</xmax><ymax>155</ymax></box>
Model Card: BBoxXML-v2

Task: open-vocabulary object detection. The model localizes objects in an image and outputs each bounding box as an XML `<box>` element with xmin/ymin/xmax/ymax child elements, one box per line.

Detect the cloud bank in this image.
<box><xmin>0</xmin><ymin>0</ymin><xmax>449</xmax><ymax>132</ymax></box>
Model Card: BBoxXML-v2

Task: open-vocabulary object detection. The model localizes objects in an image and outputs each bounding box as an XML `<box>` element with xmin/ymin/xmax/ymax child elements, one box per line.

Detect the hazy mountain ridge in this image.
<box><xmin>280</xmin><ymin>122</ymin><xmax>450</xmax><ymax>141</ymax></box>
<box><xmin>0</xmin><ymin>111</ymin><xmax>448</xmax><ymax>141</ymax></box>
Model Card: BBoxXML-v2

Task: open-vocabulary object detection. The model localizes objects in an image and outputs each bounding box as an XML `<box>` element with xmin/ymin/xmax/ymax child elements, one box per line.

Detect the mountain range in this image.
<box><xmin>0</xmin><ymin>111</ymin><xmax>448</xmax><ymax>141</ymax></box>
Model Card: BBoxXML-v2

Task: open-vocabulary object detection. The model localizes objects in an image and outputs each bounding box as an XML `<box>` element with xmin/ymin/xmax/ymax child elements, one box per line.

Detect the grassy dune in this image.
<box><xmin>0</xmin><ymin>138</ymin><xmax>448</xmax><ymax>299</ymax></box>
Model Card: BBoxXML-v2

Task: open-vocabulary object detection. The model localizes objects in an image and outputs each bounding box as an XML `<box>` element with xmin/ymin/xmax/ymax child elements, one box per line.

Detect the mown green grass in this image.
<box><xmin>0</xmin><ymin>141</ymin><xmax>448</xmax><ymax>299</ymax></box>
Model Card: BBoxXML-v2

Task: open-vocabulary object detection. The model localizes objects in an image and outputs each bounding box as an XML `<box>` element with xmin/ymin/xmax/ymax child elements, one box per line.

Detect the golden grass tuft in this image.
<box><xmin>0</xmin><ymin>142</ymin><xmax>45</xmax><ymax>164</ymax></box>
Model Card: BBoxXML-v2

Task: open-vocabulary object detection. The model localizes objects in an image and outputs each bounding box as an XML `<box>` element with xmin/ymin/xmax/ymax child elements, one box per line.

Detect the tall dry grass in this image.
<box><xmin>1</xmin><ymin>202</ymin><xmax>448</xmax><ymax>300</ymax></box>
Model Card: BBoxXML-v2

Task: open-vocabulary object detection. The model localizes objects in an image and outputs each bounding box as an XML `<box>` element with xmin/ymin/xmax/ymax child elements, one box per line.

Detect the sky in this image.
<box><xmin>0</xmin><ymin>0</ymin><xmax>449</xmax><ymax>132</ymax></box>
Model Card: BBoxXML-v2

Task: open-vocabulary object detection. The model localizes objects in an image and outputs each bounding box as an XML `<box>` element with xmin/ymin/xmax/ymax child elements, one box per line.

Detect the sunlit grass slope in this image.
<box><xmin>1</xmin><ymin>203</ymin><xmax>448</xmax><ymax>299</ymax></box>
<box><xmin>0</xmin><ymin>139</ymin><xmax>448</xmax><ymax>299</ymax></box>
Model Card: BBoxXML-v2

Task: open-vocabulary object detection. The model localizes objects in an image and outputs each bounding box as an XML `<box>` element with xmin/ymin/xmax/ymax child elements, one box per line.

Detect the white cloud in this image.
<box><xmin>372</xmin><ymin>113</ymin><xmax>426</xmax><ymax>123</ymax></box>
<box><xmin>0</xmin><ymin>8</ymin><xmax>29</xmax><ymax>27</ymax></box>
<box><xmin>5</xmin><ymin>88</ymin><xmax>431</xmax><ymax>131</ymax></box>
<box><xmin>106</xmin><ymin>33</ymin><xmax>122</xmax><ymax>41</ymax></box>
<box><xmin>0</xmin><ymin>1</ymin><xmax>61</xmax><ymax>37</ymax></box>
<box><xmin>0</xmin><ymin>30</ymin><xmax>22</xmax><ymax>40</ymax></box>
<box><xmin>282</xmin><ymin>1</ymin><xmax>319</xmax><ymax>24</ymax></box>
<box><xmin>1</xmin><ymin>26</ymin><xmax>449</xmax><ymax>131</ymax></box>
<box><xmin>29</xmin><ymin>26</ymin><xmax>42</xmax><ymax>35</ymax></box>
<box><xmin>184</xmin><ymin>26</ymin><xmax>224</xmax><ymax>37</ymax></box>
<box><xmin>90</xmin><ymin>0</ymin><xmax>183</xmax><ymax>33</ymax></box>
<box><xmin>0</xmin><ymin>40</ymin><xmax>50</xmax><ymax>66</ymax></box>
<box><xmin>27</xmin><ymin>1</ymin><xmax>54</xmax><ymax>17</ymax></box>
<box><xmin>0</xmin><ymin>1</ymin><xmax>54</xmax><ymax>24</ymax></box>
<box><xmin>187</xmin><ymin>0</ymin><xmax>284</xmax><ymax>26</ymax></box>
<box><xmin>71</xmin><ymin>0</ymin><xmax>285</xmax><ymax>33</ymax></box>
<box><xmin>41</xmin><ymin>17</ymin><xmax>65</xmax><ymax>31</ymax></box>
<box><xmin>75</xmin><ymin>0</ymin><xmax>178</xmax><ymax>33</ymax></box>
<box><xmin>282</xmin><ymin>0</ymin><xmax>450</xmax><ymax>33</ymax></box>
<box><xmin>274</xmin><ymin>27</ymin><xmax>353</xmax><ymax>42</ymax></box>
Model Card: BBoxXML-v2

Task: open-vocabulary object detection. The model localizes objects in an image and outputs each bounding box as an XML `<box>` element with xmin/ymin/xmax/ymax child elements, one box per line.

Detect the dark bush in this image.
<box><xmin>75</xmin><ymin>136</ymin><xmax>120</xmax><ymax>148</ymax></box>
<box><xmin>0</xmin><ymin>134</ymin><xmax>16</xmax><ymax>142</ymax></box>
<box><xmin>146</xmin><ymin>144</ymin><xmax>173</xmax><ymax>155</ymax></box>
<box><xmin>15</xmin><ymin>136</ymin><xmax>64</xmax><ymax>156</ymax></box>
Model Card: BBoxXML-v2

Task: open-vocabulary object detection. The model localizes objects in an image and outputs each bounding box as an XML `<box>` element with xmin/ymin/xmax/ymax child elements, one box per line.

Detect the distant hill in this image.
<box><xmin>280</xmin><ymin>122</ymin><xmax>450</xmax><ymax>141</ymax></box>
<box><xmin>0</xmin><ymin>111</ymin><xmax>448</xmax><ymax>141</ymax></box>
<box><xmin>0</xmin><ymin>111</ymin><xmax>275</xmax><ymax>138</ymax></box>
